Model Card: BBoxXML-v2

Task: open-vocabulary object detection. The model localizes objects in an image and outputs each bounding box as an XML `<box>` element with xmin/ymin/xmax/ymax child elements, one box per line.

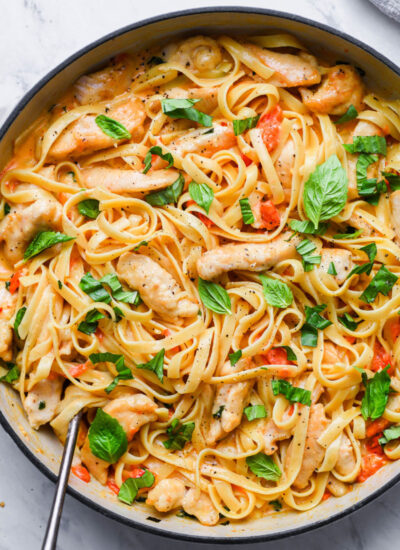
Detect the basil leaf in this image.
<box><xmin>328</xmin><ymin>262</ymin><xmax>337</xmax><ymax>275</ymax></box>
<box><xmin>333</xmin><ymin>228</ymin><xmax>363</xmax><ymax>239</ymax></box>
<box><xmin>303</xmin><ymin>155</ymin><xmax>348</xmax><ymax>229</ymax></box>
<box><xmin>78</xmin><ymin>309</ymin><xmax>105</xmax><ymax>335</ymax></box>
<box><xmin>58</xmin><ymin>280</ymin><xmax>63</xmax><ymax>289</ymax></box>
<box><xmin>259</xmin><ymin>275</ymin><xmax>293</xmax><ymax>309</ymax></box>
<box><xmin>239</xmin><ymin>198</ymin><xmax>255</xmax><ymax>224</ymax></box>
<box><xmin>289</xmin><ymin>220</ymin><xmax>328</xmax><ymax>235</ymax></box>
<box><xmin>229</xmin><ymin>349</ymin><xmax>242</xmax><ymax>366</ymax></box>
<box><xmin>382</xmin><ymin>171</ymin><xmax>400</xmax><ymax>191</ymax></box>
<box><xmin>145</xmin><ymin>173</ymin><xmax>184</xmax><ymax>206</ymax></box>
<box><xmin>100</xmin><ymin>273</ymin><xmax>140</xmax><ymax>305</ymax></box>
<box><xmin>334</xmin><ymin>104</ymin><xmax>358</xmax><ymax>124</ymax></box>
<box><xmin>301</xmin><ymin>304</ymin><xmax>332</xmax><ymax>347</ymax></box>
<box><xmin>137</xmin><ymin>349</ymin><xmax>165</xmax><ymax>382</ymax></box>
<box><xmin>143</xmin><ymin>146</ymin><xmax>174</xmax><ymax>175</ymax></box>
<box><xmin>134</xmin><ymin>240</ymin><xmax>148</xmax><ymax>251</ymax></box>
<box><xmin>88</xmin><ymin>408</ymin><xmax>128</xmax><ymax>463</ymax></box>
<box><xmin>118</xmin><ymin>470</ymin><xmax>155</xmax><ymax>505</ymax></box>
<box><xmin>213</xmin><ymin>405</ymin><xmax>225</xmax><ymax>419</ymax></box>
<box><xmin>95</xmin><ymin>114</ymin><xmax>131</xmax><ymax>140</ymax></box>
<box><xmin>4</xmin><ymin>203</ymin><xmax>10</xmax><ymax>215</ymax></box>
<box><xmin>113</xmin><ymin>306</ymin><xmax>124</xmax><ymax>322</ymax></box>
<box><xmin>233</xmin><ymin>115</ymin><xmax>260</xmax><ymax>136</ymax></box>
<box><xmin>379</xmin><ymin>425</ymin><xmax>400</xmax><ymax>446</ymax></box>
<box><xmin>246</xmin><ymin>452</ymin><xmax>281</xmax><ymax>481</ymax></box>
<box><xmin>161</xmin><ymin>98</ymin><xmax>212</xmax><ymax>127</ymax></box>
<box><xmin>296</xmin><ymin>239</ymin><xmax>321</xmax><ymax>272</ymax></box>
<box><xmin>14</xmin><ymin>307</ymin><xmax>27</xmax><ymax>338</ymax></box>
<box><xmin>360</xmin><ymin>265</ymin><xmax>398</xmax><ymax>303</ymax></box>
<box><xmin>271</xmin><ymin>379</ymin><xmax>311</xmax><ymax>406</ymax></box>
<box><xmin>89</xmin><ymin>352</ymin><xmax>133</xmax><ymax>393</ymax></box>
<box><xmin>24</xmin><ymin>231</ymin><xmax>75</xmax><ymax>260</ymax></box>
<box><xmin>355</xmin><ymin>154</ymin><xmax>387</xmax><ymax>204</ymax></box>
<box><xmin>339</xmin><ymin>312</ymin><xmax>359</xmax><ymax>331</ymax></box>
<box><xmin>344</xmin><ymin>135</ymin><xmax>387</xmax><ymax>155</ymax></box>
<box><xmin>163</xmin><ymin>419</ymin><xmax>195</xmax><ymax>450</ymax></box>
<box><xmin>347</xmin><ymin>243</ymin><xmax>377</xmax><ymax>278</ymax></box>
<box><xmin>38</xmin><ymin>401</ymin><xmax>46</xmax><ymax>410</ymax></box>
<box><xmin>189</xmin><ymin>182</ymin><xmax>214</xmax><ymax>214</ymax></box>
<box><xmin>244</xmin><ymin>404</ymin><xmax>267</xmax><ymax>421</ymax></box>
<box><xmin>78</xmin><ymin>199</ymin><xmax>100</xmax><ymax>219</ymax></box>
<box><xmin>361</xmin><ymin>366</ymin><xmax>391</xmax><ymax>420</ymax></box>
<box><xmin>274</xmin><ymin>346</ymin><xmax>297</xmax><ymax>362</ymax></box>
<box><xmin>147</xmin><ymin>56</ymin><xmax>164</xmax><ymax>66</ymax></box>
<box><xmin>80</xmin><ymin>273</ymin><xmax>111</xmax><ymax>304</ymax></box>
<box><xmin>0</xmin><ymin>365</ymin><xmax>19</xmax><ymax>384</ymax></box>
<box><xmin>198</xmin><ymin>278</ymin><xmax>231</xmax><ymax>315</ymax></box>
<box><xmin>269</xmin><ymin>499</ymin><xmax>282</xmax><ymax>512</ymax></box>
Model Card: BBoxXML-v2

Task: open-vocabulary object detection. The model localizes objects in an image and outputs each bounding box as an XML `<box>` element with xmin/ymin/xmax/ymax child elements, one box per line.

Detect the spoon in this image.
<box><xmin>42</xmin><ymin>411</ymin><xmax>83</xmax><ymax>550</ymax></box>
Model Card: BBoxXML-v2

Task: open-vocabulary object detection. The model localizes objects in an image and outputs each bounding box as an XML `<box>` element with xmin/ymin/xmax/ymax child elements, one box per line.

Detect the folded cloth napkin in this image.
<box><xmin>368</xmin><ymin>0</ymin><xmax>400</xmax><ymax>22</ymax></box>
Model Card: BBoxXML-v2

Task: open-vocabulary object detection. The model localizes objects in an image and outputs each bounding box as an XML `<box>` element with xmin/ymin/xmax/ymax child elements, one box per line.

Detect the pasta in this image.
<box><xmin>1</xmin><ymin>33</ymin><xmax>400</xmax><ymax>526</ymax></box>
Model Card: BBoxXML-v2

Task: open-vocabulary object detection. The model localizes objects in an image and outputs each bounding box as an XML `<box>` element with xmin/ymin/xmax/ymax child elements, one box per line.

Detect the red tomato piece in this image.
<box><xmin>259</xmin><ymin>200</ymin><xmax>280</xmax><ymax>230</ymax></box>
<box><xmin>71</xmin><ymin>464</ymin><xmax>91</xmax><ymax>483</ymax></box>
<box><xmin>69</xmin><ymin>360</ymin><xmax>91</xmax><ymax>378</ymax></box>
<box><xmin>257</xmin><ymin>105</ymin><xmax>283</xmax><ymax>152</ymax></box>
<box><xmin>9</xmin><ymin>269</ymin><xmax>24</xmax><ymax>294</ymax></box>
<box><xmin>322</xmin><ymin>490</ymin><xmax>331</xmax><ymax>501</ymax></box>
<box><xmin>370</xmin><ymin>342</ymin><xmax>393</xmax><ymax>375</ymax></box>
<box><xmin>366</xmin><ymin>418</ymin><xmax>390</xmax><ymax>439</ymax></box>
<box><xmin>107</xmin><ymin>479</ymin><xmax>120</xmax><ymax>495</ymax></box>
<box><xmin>263</xmin><ymin>348</ymin><xmax>292</xmax><ymax>365</ymax></box>
<box><xmin>240</xmin><ymin>153</ymin><xmax>252</xmax><ymax>167</ymax></box>
<box><xmin>357</xmin><ymin>453</ymin><xmax>387</xmax><ymax>483</ymax></box>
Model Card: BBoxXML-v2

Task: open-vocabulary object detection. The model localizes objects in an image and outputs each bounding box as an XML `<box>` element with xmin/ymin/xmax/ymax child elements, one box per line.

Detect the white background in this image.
<box><xmin>0</xmin><ymin>0</ymin><xmax>399</xmax><ymax>549</ymax></box>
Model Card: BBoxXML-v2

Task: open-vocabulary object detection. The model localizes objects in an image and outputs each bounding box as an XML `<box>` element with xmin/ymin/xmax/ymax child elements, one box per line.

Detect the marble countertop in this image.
<box><xmin>0</xmin><ymin>0</ymin><xmax>399</xmax><ymax>549</ymax></box>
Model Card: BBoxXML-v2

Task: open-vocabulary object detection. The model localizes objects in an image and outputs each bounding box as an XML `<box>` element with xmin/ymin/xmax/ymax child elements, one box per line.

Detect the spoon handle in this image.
<box><xmin>42</xmin><ymin>411</ymin><xmax>83</xmax><ymax>550</ymax></box>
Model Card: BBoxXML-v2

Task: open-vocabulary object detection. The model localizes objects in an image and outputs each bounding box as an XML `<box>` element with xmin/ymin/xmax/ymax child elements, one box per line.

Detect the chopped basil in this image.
<box><xmin>5</xmin><ymin>281</ymin><xmax>10</xmax><ymax>291</ymax></box>
<box><xmin>338</xmin><ymin>312</ymin><xmax>359</xmax><ymax>331</ymax></box>
<box><xmin>301</xmin><ymin>304</ymin><xmax>332</xmax><ymax>347</ymax></box>
<box><xmin>80</xmin><ymin>273</ymin><xmax>111</xmax><ymax>303</ymax></box>
<box><xmin>198</xmin><ymin>278</ymin><xmax>231</xmax><ymax>315</ymax></box>
<box><xmin>232</xmin><ymin>115</ymin><xmax>260</xmax><ymax>136</ymax></box>
<box><xmin>269</xmin><ymin>499</ymin><xmax>282</xmax><ymax>512</ymax></box>
<box><xmin>244</xmin><ymin>404</ymin><xmax>267</xmax><ymax>421</ymax></box>
<box><xmin>334</xmin><ymin>104</ymin><xmax>358</xmax><ymax>124</ymax></box>
<box><xmin>344</xmin><ymin>135</ymin><xmax>387</xmax><ymax>155</ymax></box>
<box><xmin>77</xmin><ymin>309</ymin><xmax>105</xmax><ymax>335</ymax></box>
<box><xmin>246</xmin><ymin>452</ymin><xmax>281</xmax><ymax>481</ymax></box>
<box><xmin>88</xmin><ymin>408</ymin><xmax>128</xmax><ymax>463</ymax></box>
<box><xmin>213</xmin><ymin>405</ymin><xmax>225</xmax><ymax>419</ymax></box>
<box><xmin>14</xmin><ymin>307</ymin><xmax>27</xmax><ymax>338</ymax></box>
<box><xmin>189</xmin><ymin>182</ymin><xmax>214</xmax><ymax>214</ymax></box>
<box><xmin>134</xmin><ymin>240</ymin><xmax>148</xmax><ymax>251</ymax></box>
<box><xmin>303</xmin><ymin>155</ymin><xmax>348</xmax><ymax>230</ymax></box>
<box><xmin>328</xmin><ymin>262</ymin><xmax>337</xmax><ymax>275</ymax></box>
<box><xmin>145</xmin><ymin>173</ymin><xmax>184</xmax><ymax>206</ymax></box>
<box><xmin>382</xmin><ymin>171</ymin><xmax>400</xmax><ymax>190</ymax></box>
<box><xmin>347</xmin><ymin>243</ymin><xmax>377</xmax><ymax>278</ymax></box>
<box><xmin>163</xmin><ymin>419</ymin><xmax>195</xmax><ymax>450</ymax></box>
<box><xmin>0</xmin><ymin>364</ymin><xmax>19</xmax><ymax>384</ymax></box>
<box><xmin>147</xmin><ymin>56</ymin><xmax>164</xmax><ymax>66</ymax></box>
<box><xmin>379</xmin><ymin>425</ymin><xmax>400</xmax><ymax>446</ymax></box>
<box><xmin>355</xmin><ymin>154</ymin><xmax>387</xmax><ymax>205</ymax></box>
<box><xmin>333</xmin><ymin>228</ymin><xmax>363</xmax><ymax>239</ymax></box>
<box><xmin>4</xmin><ymin>203</ymin><xmax>10</xmax><ymax>215</ymax></box>
<box><xmin>289</xmin><ymin>220</ymin><xmax>328</xmax><ymax>235</ymax></box>
<box><xmin>118</xmin><ymin>470</ymin><xmax>155</xmax><ymax>505</ymax></box>
<box><xmin>360</xmin><ymin>265</ymin><xmax>398</xmax><ymax>303</ymax></box>
<box><xmin>239</xmin><ymin>198</ymin><xmax>255</xmax><ymax>224</ymax></box>
<box><xmin>95</xmin><ymin>114</ymin><xmax>131</xmax><ymax>140</ymax></box>
<box><xmin>271</xmin><ymin>379</ymin><xmax>311</xmax><ymax>406</ymax></box>
<box><xmin>161</xmin><ymin>98</ymin><xmax>212</xmax><ymax>127</ymax></box>
<box><xmin>361</xmin><ymin>365</ymin><xmax>391</xmax><ymax>420</ymax></box>
<box><xmin>136</xmin><ymin>349</ymin><xmax>165</xmax><ymax>382</ymax></box>
<box><xmin>24</xmin><ymin>231</ymin><xmax>75</xmax><ymax>260</ymax></box>
<box><xmin>78</xmin><ymin>199</ymin><xmax>100</xmax><ymax>219</ymax></box>
<box><xmin>229</xmin><ymin>349</ymin><xmax>242</xmax><ymax>366</ymax></box>
<box><xmin>274</xmin><ymin>345</ymin><xmax>297</xmax><ymax>362</ymax></box>
<box><xmin>296</xmin><ymin>239</ymin><xmax>321</xmax><ymax>272</ymax></box>
<box><xmin>89</xmin><ymin>353</ymin><xmax>133</xmax><ymax>394</ymax></box>
<box><xmin>113</xmin><ymin>306</ymin><xmax>124</xmax><ymax>322</ymax></box>
<box><xmin>143</xmin><ymin>146</ymin><xmax>173</xmax><ymax>174</ymax></box>
<box><xmin>80</xmin><ymin>272</ymin><xmax>140</xmax><ymax>305</ymax></box>
<box><xmin>259</xmin><ymin>275</ymin><xmax>293</xmax><ymax>309</ymax></box>
<box><xmin>38</xmin><ymin>401</ymin><xmax>46</xmax><ymax>410</ymax></box>
<box><xmin>57</xmin><ymin>280</ymin><xmax>63</xmax><ymax>289</ymax></box>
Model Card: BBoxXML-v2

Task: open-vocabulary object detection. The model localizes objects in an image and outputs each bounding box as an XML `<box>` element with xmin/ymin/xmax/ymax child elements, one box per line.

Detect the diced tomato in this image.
<box><xmin>370</xmin><ymin>342</ymin><xmax>393</xmax><ymax>375</ymax></box>
<box><xmin>366</xmin><ymin>435</ymin><xmax>385</xmax><ymax>455</ymax></box>
<box><xmin>357</xmin><ymin>453</ymin><xmax>388</xmax><ymax>483</ymax></box>
<box><xmin>288</xmin><ymin>404</ymin><xmax>295</xmax><ymax>416</ymax></box>
<box><xmin>257</xmin><ymin>105</ymin><xmax>282</xmax><ymax>153</ymax></box>
<box><xmin>95</xmin><ymin>327</ymin><xmax>104</xmax><ymax>342</ymax></box>
<box><xmin>259</xmin><ymin>200</ymin><xmax>280</xmax><ymax>230</ymax></box>
<box><xmin>263</xmin><ymin>347</ymin><xmax>293</xmax><ymax>365</ymax></box>
<box><xmin>322</xmin><ymin>490</ymin><xmax>331</xmax><ymax>501</ymax></box>
<box><xmin>220</xmin><ymin>121</ymin><xmax>228</xmax><ymax>127</ymax></box>
<box><xmin>240</xmin><ymin>153</ymin><xmax>252</xmax><ymax>167</ymax></box>
<box><xmin>71</xmin><ymin>464</ymin><xmax>91</xmax><ymax>483</ymax></box>
<box><xmin>8</xmin><ymin>269</ymin><xmax>24</xmax><ymax>294</ymax></box>
<box><xmin>366</xmin><ymin>418</ymin><xmax>390</xmax><ymax>439</ymax></box>
<box><xmin>128</xmin><ymin>467</ymin><xmax>146</xmax><ymax>479</ymax></box>
<box><xmin>69</xmin><ymin>360</ymin><xmax>91</xmax><ymax>378</ymax></box>
<box><xmin>196</xmin><ymin>212</ymin><xmax>214</xmax><ymax>227</ymax></box>
<box><xmin>47</xmin><ymin>371</ymin><xmax>60</xmax><ymax>381</ymax></box>
<box><xmin>390</xmin><ymin>318</ymin><xmax>400</xmax><ymax>342</ymax></box>
<box><xmin>163</xmin><ymin>328</ymin><xmax>180</xmax><ymax>353</ymax></box>
<box><xmin>107</xmin><ymin>479</ymin><xmax>120</xmax><ymax>495</ymax></box>
<box><xmin>345</xmin><ymin>336</ymin><xmax>356</xmax><ymax>345</ymax></box>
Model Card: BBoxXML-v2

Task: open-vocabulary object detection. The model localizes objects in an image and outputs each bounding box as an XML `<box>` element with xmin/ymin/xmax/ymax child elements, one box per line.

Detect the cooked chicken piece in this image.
<box><xmin>24</xmin><ymin>377</ymin><xmax>63</xmax><ymax>430</ymax></box>
<box><xmin>299</xmin><ymin>65</ymin><xmax>364</xmax><ymax>115</ymax></box>
<box><xmin>260</xmin><ymin>419</ymin><xmax>292</xmax><ymax>455</ymax></box>
<box><xmin>117</xmin><ymin>253</ymin><xmax>198</xmax><ymax>320</ymax></box>
<box><xmin>49</xmin><ymin>97</ymin><xmax>146</xmax><ymax>160</ymax></box>
<box><xmin>103</xmin><ymin>394</ymin><xmax>158</xmax><ymax>440</ymax></box>
<box><xmin>81</xmin><ymin>166</ymin><xmax>179</xmax><ymax>194</ymax></box>
<box><xmin>197</xmin><ymin>232</ymin><xmax>300</xmax><ymax>280</ymax></box>
<box><xmin>293</xmin><ymin>403</ymin><xmax>330</xmax><ymax>489</ymax></box>
<box><xmin>81</xmin><ymin>436</ymin><xmax>109</xmax><ymax>484</ymax></box>
<box><xmin>326</xmin><ymin>474</ymin><xmax>348</xmax><ymax>497</ymax></box>
<box><xmin>0</xmin><ymin>284</ymin><xmax>17</xmax><ymax>361</ymax></box>
<box><xmin>335</xmin><ymin>434</ymin><xmax>356</xmax><ymax>476</ymax></box>
<box><xmin>74</xmin><ymin>55</ymin><xmax>136</xmax><ymax>104</ymax></box>
<box><xmin>182</xmin><ymin>488</ymin><xmax>219</xmax><ymax>526</ymax></box>
<box><xmin>0</xmin><ymin>198</ymin><xmax>62</xmax><ymax>265</ymax></box>
<box><xmin>162</xmin><ymin>86</ymin><xmax>219</xmax><ymax>113</ymax></box>
<box><xmin>318</xmin><ymin>248</ymin><xmax>354</xmax><ymax>284</ymax></box>
<box><xmin>146</xmin><ymin>478</ymin><xmax>186</xmax><ymax>512</ymax></box>
<box><xmin>275</xmin><ymin>138</ymin><xmax>295</xmax><ymax>195</ymax></box>
<box><xmin>352</xmin><ymin>120</ymin><xmax>383</xmax><ymax>138</ymax></box>
<box><xmin>247</xmin><ymin>43</ymin><xmax>321</xmax><ymax>88</ymax></box>
<box><xmin>207</xmin><ymin>358</ymin><xmax>254</xmax><ymax>446</ymax></box>
<box><xmin>167</xmin><ymin>123</ymin><xmax>236</xmax><ymax>159</ymax></box>
<box><xmin>166</xmin><ymin>36</ymin><xmax>222</xmax><ymax>73</ymax></box>
<box><xmin>323</xmin><ymin>343</ymin><xmax>348</xmax><ymax>364</ymax></box>
<box><xmin>348</xmin><ymin>211</ymin><xmax>378</xmax><ymax>237</ymax></box>
<box><xmin>390</xmin><ymin>190</ymin><xmax>400</xmax><ymax>244</ymax></box>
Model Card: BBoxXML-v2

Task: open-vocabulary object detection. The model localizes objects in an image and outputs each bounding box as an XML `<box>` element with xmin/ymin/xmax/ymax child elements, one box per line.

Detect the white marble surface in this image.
<box><xmin>0</xmin><ymin>0</ymin><xmax>400</xmax><ymax>548</ymax></box>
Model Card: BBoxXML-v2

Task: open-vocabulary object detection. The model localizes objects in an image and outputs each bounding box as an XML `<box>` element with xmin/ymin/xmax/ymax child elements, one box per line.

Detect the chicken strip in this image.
<box><xmin>299</xmin><ymin>65</ymin><xmax>364</xmax><ymax>115</ymax></box>
<box><xmin>103</xmin><ymin>393</ymin><xmax>158</xmax><ymax>440</ymax></box>
<box><xmin>81</xmin><ymin>166</ymin><xmax>179</xmax><ymax>194</ymax></box>
<box><xmin>318</xmin><ymin>248</ymin><xmax>354</xmax><ymax>284</ymax></box>
<box><xmin>197</xmin><ymin>232</ymin><xmax>300</xmax><ymax>280</ymax></box>
<box><xmin>146</xmin><ymin>478</ymin><xmax>186</xmax><ymax>512</ymax></box>
<box><xmin>117</xmin><ymin>253</ymin><xmax>198</xmax><ymax>320</ymax></box>
<box><xmin>390</xmin><ymin>190</ymin><xmax>400</xmax><ymax>244</ymax></box>
<box><xmin>182</xmin><ymin>488</ymin><xmax>219</xmax><ymax>526</ymax></box>
<box><xmin>260</xmin><ymin>419</ymin><xmax>292</xmax><ymax>455</ymax></box>
<box><xmin>165</xmin><ymin>36</ymin><xmax>222</xmax><ymax>74</ymax></box>
<box><xmin>335</xmin><ymin>433</ymin><xmax>356</xmax><ymax>477</ymax></box>
<box><xmin>293</xmin><ymin>403</ymin><xmax>330</xmax><ymax>489</ymax></box>
<box><xmin>81</xmin><ymin>436</ymin><xmax>109</xmax><ymax>484</ymax></box>
<box><xmin>0</xmin><ymin>284</ymin><xmax>17</xmax><ymax>361</ymax></box>
<box><xmin>49</xmin><ymin>97</ymin><xmax>146</xmax><ymax>160</ymax></box>
<box><xmin>275</xmin><ymin>138</ymin><xmax>295</xmax><ymax>194</ymax></box>
<box><xmin>167</xmin><ymin>123</ymin><xmax>236</xmax><ymax>159</ymax></box>
<box><xmin>24</xmin><ymin>377</ymin><xmax>63</xmax><ymax>430</ymax></box>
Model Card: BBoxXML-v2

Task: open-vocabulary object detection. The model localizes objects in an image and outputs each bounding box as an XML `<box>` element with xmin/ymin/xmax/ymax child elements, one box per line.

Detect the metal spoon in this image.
<box><xmin>42</xmin><ymin>411</ymin><xmax>83</xmax><ymax>550</ymax></box>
